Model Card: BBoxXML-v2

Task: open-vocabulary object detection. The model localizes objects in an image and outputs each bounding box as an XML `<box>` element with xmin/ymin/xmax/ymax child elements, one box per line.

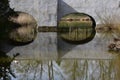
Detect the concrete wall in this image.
<box><xmin>5</xmin><ymin>0</ymin><xmax>57</xmax><ymax>59</ymax></box>
<box><xmin>58</xmin><ymin>0</ymin><xmax>120</xmax><ymax>24</ymax></box>
<box><xmin>58</xmin><ymin>0</ymin><xmax>119</xmax><ymax>59</ymax></box>
<box><xmin>3</xmin><ymin>0</ymin><xmax>119</xmax><ymax>59</ymax></box>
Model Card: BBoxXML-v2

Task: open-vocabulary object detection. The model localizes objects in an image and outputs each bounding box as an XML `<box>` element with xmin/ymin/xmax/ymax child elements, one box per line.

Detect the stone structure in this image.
<box><xmin>0</xmin><ymin>0</ymin><xmax>120</xmax><ymax>59</ymax></box>
<box><xmin>6</xmin><ymin>0</ymin><xmax>57</xmax><ymax>59</ymax></box>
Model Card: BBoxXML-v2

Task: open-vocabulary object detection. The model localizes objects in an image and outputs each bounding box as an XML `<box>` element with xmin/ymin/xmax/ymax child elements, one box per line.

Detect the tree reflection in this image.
<box><xmin>113</xmin><ymin>55</ymin><xmax>120</xmax><ymax>80</ymax></box>
<box><xmin>48</xmin><ymin>61</ymin><xmax>54</xmax><ymax>80</ymax></box>
<box><xmin>0</xmin><ymin>51</ymin><xmax>19</xmax><ymax>80</ymax></box>
<box><xmin>13</xmin><ymin>60</ymin><xmax>65</xmax><ymax>80</ymax></box>
<box><xmin>61</xmin><ymin>59</ymin><xmax>115</xmax><ymax>80</ymax></box>
<box><xmin>11</xmin><ymin>59</ymin><xmax>119</xmax><ymax>80</ymax></box>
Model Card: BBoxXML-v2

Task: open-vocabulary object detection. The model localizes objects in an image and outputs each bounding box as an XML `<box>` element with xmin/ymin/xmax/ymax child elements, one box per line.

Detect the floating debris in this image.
<box><xmin>108</xmin><ymin>38</ymin><xmax>120</xmax><ymax>53</ymax></box>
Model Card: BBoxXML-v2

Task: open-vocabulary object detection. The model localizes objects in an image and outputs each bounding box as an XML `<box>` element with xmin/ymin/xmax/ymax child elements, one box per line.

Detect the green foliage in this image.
<box><xmin>59</xmin><ymin>21</ymin><xmax>92</xmax><ymax>28</ymax></box>
<box><xmin>63</xmin><ymin>13</ymin><xmax>87</xmax><ymax>18</ymax></box>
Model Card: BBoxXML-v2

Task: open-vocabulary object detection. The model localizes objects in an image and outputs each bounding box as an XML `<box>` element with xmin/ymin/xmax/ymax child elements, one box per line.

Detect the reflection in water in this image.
<box><xmin>12</xmin><ymin>60</ymin><xmax>65</xmax><ymax>80</ymax></box>
<box><xmin>113</xmin><ymin>55</ymin><xmax>120</xmax><ymax>80</ymax></box>
<box><xmin>10</xmin><ymin>59</ymin><xmax>117</xmax><ymax>80</ymax></box>
<box><xmin>61</xmin><ymin>59</ymin><xmax>115</xmax><ymax>80</ymax></box>
<box><xmin>0</xmin><ymin>51</ymin><xmax>19</xmax><ymax>80</ymax></box>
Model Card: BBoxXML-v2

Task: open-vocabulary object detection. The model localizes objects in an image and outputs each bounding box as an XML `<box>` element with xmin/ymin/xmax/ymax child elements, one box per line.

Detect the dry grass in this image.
<box><xmin>95</xmin><ymin>10</ymin><xmax>120</xmax><ymax>79</ymax></box>
<box><xmin>96</xmin><ymin>11</ymin><xmax>120</xmax><ymax>39</ymax></box>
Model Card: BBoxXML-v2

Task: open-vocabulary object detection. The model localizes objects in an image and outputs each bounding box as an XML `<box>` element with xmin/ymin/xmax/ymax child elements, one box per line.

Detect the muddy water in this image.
<box><xmin>10</xmin><ymin>30</ymin><xmax>118</xmax><ymax>78</ymax></box>
<box><xmin>9</xmin><ymin>59</ymin><xmax>116</xmax><ymax>80</ymax></box>
<box><xmin>1</xmin><ymin>32</ymin><xmax>118</xmax><ymax>80</ymax></box>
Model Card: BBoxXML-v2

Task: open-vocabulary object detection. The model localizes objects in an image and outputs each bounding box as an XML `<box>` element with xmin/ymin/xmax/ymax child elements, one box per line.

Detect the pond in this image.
<box><xmin>0</xmin><ymin>48</ymin><xmax>119</xmax><ymax>80</ymax></box>
<box><xmin>0</xmin><ymin>3</ymin><xmax>120</xmax><ymax>80</ymax></box>
<box><xmin>0</xmin><ymin>31</ymin><xmax>120</xmax><ymax>80</ymax></box>
<box><xmin>2</xmin><ymin>59</ymin><xmax>117</xmax><ymax>80</ymax></box>
<box><xmin>0</xmin><ymin>0</ymin><xmax>120</xmax><ymax>80</ymax></box>
<box><xmin>0</xmin><ymin>20</ymin><xmax>120</xmax><ymax>80</ymax></box>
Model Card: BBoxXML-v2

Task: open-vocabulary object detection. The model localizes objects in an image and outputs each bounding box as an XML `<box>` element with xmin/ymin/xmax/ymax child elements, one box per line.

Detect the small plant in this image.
<box><xmin>96</xmin><ymin>11</ymin><xmax>120</xmax><ymax>52</ymax></box>
<box><xmin>96</xmin><ymin>11</ymin><xmax>120</xmax><ymax>39</ymax></box>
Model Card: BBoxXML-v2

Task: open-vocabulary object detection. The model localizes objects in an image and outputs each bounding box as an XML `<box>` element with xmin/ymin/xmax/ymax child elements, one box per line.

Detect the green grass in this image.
<box><xmin>58</xmin><ymin>21</ymin><xmax>92</xmax><ymax>28</ymax></box>
<box><xmin>58</xmin><ymin>18</ymin><xmax>93</xmax><ymax>41</ymax></box>
<box><xmin>63</xmin><ymin>13</ymin><xmax>88</xmax><ymax>18</ymax></box>
<box><xmin>60</xmin><ymin>28</ymin><xmax>93</xmax><ymax>41</ymax></box>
